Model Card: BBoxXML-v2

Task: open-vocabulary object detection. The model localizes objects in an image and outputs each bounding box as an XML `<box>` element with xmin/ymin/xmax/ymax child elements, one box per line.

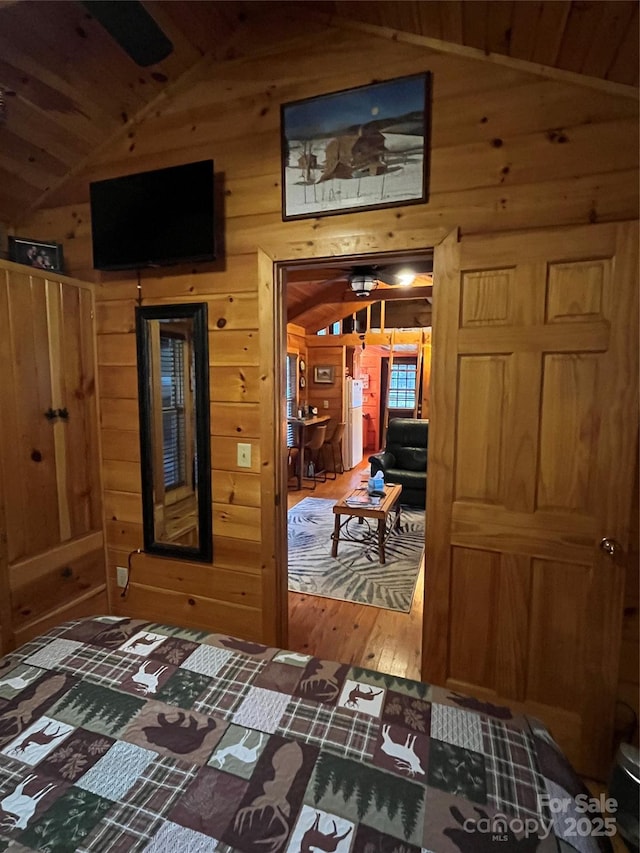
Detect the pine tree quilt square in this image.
<box><xmin>47</xmin><ymin>683</ymin><xmax>145</xmax><ymax>738</ymax></box>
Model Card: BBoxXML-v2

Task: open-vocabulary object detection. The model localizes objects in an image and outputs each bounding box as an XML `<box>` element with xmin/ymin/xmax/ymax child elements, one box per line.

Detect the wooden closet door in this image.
<box><xmin>0</xmin><ymin>269</ymin><xmax>61</xmax><ymax>561</ymax></box>
<box><xmin>423</xmin><ymin>222</ymin><xmax>638</xmax><ymax>779</ymax></box>
<box><xmin>0</xmin><ymin>271</ymin><xmax>100</xmax><ymax>562</ymax></box>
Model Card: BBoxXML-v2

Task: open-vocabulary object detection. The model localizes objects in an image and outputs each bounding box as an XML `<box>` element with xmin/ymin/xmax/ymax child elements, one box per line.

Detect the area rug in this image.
<box><xmin>287</xmin><ymin>497</ymin><xmax>424</xmax><ymax>613</ymax></box>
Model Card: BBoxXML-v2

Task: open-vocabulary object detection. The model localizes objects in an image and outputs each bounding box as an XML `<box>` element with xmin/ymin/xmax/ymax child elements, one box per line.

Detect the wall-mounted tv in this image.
<box><xmin>89</xmin><ymin>160</ymin><xmax>215</xmax><ymax>271</ymax></box>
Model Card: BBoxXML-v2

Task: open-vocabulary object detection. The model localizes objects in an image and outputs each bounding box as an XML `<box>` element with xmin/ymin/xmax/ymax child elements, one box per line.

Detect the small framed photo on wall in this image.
<box><xmin>314</xmin><ymin>365</ymin><xmax>335</xmax><ymax>384</ymax></box>
<box><xmin>9</xmin><ymin>237</ymin><xmax>64</xmax><ymax>273</ymax></box>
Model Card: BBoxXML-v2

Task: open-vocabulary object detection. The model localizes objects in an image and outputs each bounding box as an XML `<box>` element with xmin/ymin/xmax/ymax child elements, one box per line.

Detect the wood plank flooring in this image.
<box><xmin>286</xmin><ymin>459</ymin><xmax>424</xmax><ymax>681</ymax></box>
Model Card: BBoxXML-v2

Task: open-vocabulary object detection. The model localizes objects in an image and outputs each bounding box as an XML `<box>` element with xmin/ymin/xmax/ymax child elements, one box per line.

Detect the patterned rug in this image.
<box><xmin>287</xmin><ymin>497</ymin><xmax>424</xmax><ymax>612</ymax></box>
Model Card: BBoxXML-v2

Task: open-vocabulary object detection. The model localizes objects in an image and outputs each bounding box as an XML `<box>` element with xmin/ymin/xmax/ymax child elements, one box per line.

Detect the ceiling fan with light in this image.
<box><xmin>321</xmin><ymin>261</ymin><xmax>434</xmax><ymax>298</ymax></box>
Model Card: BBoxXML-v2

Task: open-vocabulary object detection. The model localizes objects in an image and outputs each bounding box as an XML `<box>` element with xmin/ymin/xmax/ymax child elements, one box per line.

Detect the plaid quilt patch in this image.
<box><xmin>193</xmin><ymin>654</ymin><xmax>265</xmax><ymax>718</ymax></box>
<box><xmin>277</xmin><ymin>696</ymin><xmax>379</xmax><ymax>762</ymax></box>
<box><xmin>482</xmin><ymin>718</ymin><xmax>547</xmax><ymax>819</ymax></box>
<box><xmin>77</xmin><ymin>757</ymin><xmax>198</xmax><ymax>852</ymax></box>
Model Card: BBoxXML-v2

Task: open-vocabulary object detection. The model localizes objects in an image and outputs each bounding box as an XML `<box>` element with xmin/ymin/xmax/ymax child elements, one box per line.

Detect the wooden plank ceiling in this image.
<box><xmin>0</xmin><ymin>1</ymin><xmax>636</xmax><ymax>226</ymax></box>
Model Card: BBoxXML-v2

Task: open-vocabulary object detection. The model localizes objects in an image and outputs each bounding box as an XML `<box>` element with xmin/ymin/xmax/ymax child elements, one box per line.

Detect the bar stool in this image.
<box><xmin>287</xmin><ymin>446</ymin><xmax>300</xmax><ymax>489</ymax></box>
<box><xmin>322</xmin><ymin>422</ymin><xmax>345</xmax><ymax>479</ymax></box>
<box><xmin>303</xmin><ymin>424</ymin><xmax>327</xmax><ymax>489</ymax></box>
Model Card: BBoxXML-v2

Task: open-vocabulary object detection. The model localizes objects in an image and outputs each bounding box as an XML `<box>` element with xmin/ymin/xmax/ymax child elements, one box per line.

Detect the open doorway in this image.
<box><xmin>279</xmin><ymin>250</ymin><xmax>433</xmax><ymax>680</ymax></box>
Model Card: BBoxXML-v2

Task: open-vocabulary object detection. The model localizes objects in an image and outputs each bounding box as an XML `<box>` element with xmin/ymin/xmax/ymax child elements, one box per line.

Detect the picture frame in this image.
<box><xmin>8</xmin><ymin>236</ymin><xmax>64</xmax><ymax>273</ymax></box>
<box><xmin>281</xmin><ymin>72</ymin><xmax>431</xmax><ymax>221</ymax></box>
<box><xmin>314</xmin><ymin>365</ymin><xmax>335</xmax><ymax>384</ymax></box>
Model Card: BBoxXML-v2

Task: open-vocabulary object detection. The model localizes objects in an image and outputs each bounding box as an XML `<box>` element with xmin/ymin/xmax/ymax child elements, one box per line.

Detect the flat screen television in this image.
<box><xmin>89</xmin><ymin>160</ymin><xmax>215</xmax><ymax>270</ymax></box>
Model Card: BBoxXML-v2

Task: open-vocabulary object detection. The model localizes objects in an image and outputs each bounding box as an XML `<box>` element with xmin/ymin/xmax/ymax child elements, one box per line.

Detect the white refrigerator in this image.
<box><xmin>344</xmin><ymin>378</ymin><xmax>364</xmax><ymax>469</ymax></box>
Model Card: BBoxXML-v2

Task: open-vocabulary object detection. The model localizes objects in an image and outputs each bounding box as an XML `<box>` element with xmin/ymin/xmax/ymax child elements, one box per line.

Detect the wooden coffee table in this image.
<box><xmin>331</xmin><ymin>484</ymin><xmax>403</xmax><ymax>564</ymax></box>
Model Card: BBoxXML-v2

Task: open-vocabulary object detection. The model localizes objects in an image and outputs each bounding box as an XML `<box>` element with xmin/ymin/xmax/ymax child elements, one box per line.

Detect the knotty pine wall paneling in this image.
<box><xmin>17</xmin><ymin>11</ymin><xmax>638</xmax><ymax>644</ymax></box>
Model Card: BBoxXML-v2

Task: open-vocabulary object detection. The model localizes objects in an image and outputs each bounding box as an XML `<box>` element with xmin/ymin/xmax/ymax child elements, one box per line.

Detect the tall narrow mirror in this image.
<box><xmin>136</xmin><ymin>303</ymin><xmax>212</xmax><ymax>562</ymax></box>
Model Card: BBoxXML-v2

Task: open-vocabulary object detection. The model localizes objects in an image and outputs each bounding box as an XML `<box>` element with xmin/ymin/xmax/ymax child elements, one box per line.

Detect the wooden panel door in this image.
<box><xmin>423</xmin><ymin>222</ymin><xmax>638</xmax><ymax>779</ymax></box>
<box><xmin>0</xmin><ymin>269</ymin><xmax>101</xmax><ymax>562</ymax></box>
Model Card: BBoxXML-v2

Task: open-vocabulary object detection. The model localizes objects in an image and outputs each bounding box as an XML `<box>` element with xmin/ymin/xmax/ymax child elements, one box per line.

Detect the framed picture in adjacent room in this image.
<box><xmin>281</xmin><ymin>72</ymin><xmax>431</xmax><ymax>220</ymax></box>
<box><xmin>314</xmin><ymin>365</ymin><xmax>335</xmax><ymax>384</ymax></box>
<box><xmin>8</xmin><ymin>237</ymin><xmax>64</xmax><ymax>273</ymax></box>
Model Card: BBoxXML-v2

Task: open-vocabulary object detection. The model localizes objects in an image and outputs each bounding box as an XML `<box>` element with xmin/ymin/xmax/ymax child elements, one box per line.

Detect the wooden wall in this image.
<box><xmin>306</xmin><ymin>345</ymin><xmax>344</xmax><ymax>441</ymax></box>
<box><xmin>18</xmin><ymin>12</ymin><xmax>638</xmax><ymax>644</ymax></box>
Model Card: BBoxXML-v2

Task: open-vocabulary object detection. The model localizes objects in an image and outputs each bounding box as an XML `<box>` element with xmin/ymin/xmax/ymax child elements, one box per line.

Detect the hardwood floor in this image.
<box><xmin>286</xmin><ymin>459</ymin><xmax>424</xmax><ymax>681</ymax></box>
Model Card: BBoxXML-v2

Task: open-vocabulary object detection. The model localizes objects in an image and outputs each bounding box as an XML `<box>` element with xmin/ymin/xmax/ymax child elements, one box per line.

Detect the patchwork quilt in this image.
<box><xmin>0</xmin><ymin>617</ymin><xmax>610</xmax><ymax>852</ymax></box>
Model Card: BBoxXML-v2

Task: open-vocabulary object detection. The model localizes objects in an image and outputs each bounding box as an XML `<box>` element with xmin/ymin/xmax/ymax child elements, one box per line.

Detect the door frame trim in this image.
<box><xmin>257</xmin><ymin>226</ymin><xmax>453</xmax><ymax>648</ymax></box>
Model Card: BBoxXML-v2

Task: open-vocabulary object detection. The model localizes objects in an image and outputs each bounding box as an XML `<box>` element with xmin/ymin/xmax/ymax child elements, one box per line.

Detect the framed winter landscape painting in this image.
<box><xmin>280</xmin><ymin>72</ymin><xmax>431</xmax><ymax>221</ymax></box>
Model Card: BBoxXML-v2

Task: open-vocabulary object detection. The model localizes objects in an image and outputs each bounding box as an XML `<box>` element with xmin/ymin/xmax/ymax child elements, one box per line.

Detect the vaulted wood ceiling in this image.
<box><xmin>0</xmin><ymin>1</ymin><xmax>637</xmax><ymax>225</ymax></box>
<box><xmin>285</xmin><ymin>257</ymin><xmax>434</xmax><ymax>333</ymax></box>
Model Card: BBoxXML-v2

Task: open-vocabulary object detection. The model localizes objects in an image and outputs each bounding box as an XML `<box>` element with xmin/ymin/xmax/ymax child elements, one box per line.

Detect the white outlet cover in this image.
<box><xmin>116</xmin><ymin>566</ymin><xmax>128</xmax><ymax>588</ymax></box>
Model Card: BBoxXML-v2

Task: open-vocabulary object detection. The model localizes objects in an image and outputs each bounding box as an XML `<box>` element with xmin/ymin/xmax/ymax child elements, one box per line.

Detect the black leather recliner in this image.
<box><xmin>368</xmin><ymin>418</ymin><xmax>428</xmax><ymax>507</ymax></box>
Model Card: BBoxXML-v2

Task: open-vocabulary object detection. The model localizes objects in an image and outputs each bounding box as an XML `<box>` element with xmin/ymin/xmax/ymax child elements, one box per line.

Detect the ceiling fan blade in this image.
<box><xmin>374</xmin><ymin>266</ymin><xmax>400</xmax><ymax>286</ymax></box>
<box><xmin>82</xmin><ymin>1</ymin><xmax>173</xmax><ymax>67</ymax></box>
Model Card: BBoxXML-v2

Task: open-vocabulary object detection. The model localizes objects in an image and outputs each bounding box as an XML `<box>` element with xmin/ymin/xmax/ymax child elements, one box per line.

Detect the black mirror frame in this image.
<box><xmin>135</xmin><ymin>302</ymin><xmax>213</xmax><ymax>563</ymax></box>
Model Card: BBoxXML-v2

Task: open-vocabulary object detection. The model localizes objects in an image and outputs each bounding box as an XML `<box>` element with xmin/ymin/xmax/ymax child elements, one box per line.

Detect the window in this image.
<box><xmin>160</xmin><ymin>332</ymin><xmax>187</xmax><ymax>489</ymax></box>
<box><xmin>388</xmin><ymin>358</ymin><xmax>418</xmax><ymax>409</ymax></box>
<box><xmin>286</xmin><ymin>353</ymin><xmax>297</xmax><ymax>445</ymax></box>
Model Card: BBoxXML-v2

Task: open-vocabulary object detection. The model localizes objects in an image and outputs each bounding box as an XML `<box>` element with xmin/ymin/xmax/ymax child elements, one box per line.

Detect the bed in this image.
<box><xmin>0</xmin><ymin>616</ymin><xmax>611</xmax><ymax>852</ymax></box>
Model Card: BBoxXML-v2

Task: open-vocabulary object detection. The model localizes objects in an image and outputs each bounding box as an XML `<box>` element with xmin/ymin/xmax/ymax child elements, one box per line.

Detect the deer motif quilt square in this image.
<box><xmin>337</xmin><ymin>679</ymin><xmax>386</xmax><ymax>717</ymax></box>
<box><xmin>117</xmin><ymin>631</ymin><xmax>168</xmax><ymax>658</ymax></box>
<box><xmin>0</xmin><ymin>767</ymin><xmax>70</xmax><ymax>836</ymax></box>
<box><xmin>372</xmin><ymin>721</ymin><xmax>430</xmax><ymax>781</ymax></box>
<box><xmin>118</xmin><ymin>660</ymin><xmax>176</xmax><ymax>700</ymax></box>
<box><xmin>221</xmin><ymin>736</ymin><xmax>317</xmax><ymax>853</ymax></box>
<box><xmin>207</xmin><ymin>724</ymin><xmax>269</xmax><ymax>779</ymax></box>
<box><xmin>287</xmin><ymin>805</ymin><xmax>354</xmax><ymax>853</ymax></box>
<box><xmin>88</xmin><ymin>619</ymin><xmax>152</xmax><ymax>651</ymax></box>
<box><xmin>2</xmin><ymin>717</ymin><xmax>74</xmax><ymax>766</ymax></box>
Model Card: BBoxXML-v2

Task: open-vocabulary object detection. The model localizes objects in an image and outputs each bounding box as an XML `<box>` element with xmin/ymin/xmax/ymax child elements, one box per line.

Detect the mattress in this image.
<box><xmin>0</xmin><ymin>617</ymin><xmax>611</xmax><ymax>852</ymax></box>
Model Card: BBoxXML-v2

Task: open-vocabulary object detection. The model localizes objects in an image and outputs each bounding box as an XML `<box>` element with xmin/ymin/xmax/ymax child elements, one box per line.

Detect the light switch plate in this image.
<box><xmin>237</xmin><ymin>442</ymin><xmax>252</xmax><ymax>468</ymax></box>
<box><xmin>323</xmin><ymin>400</ymin><xmax>329</xmax><ymax>409</ymax></box>
<box><xmin>116</xmin><ymin>566</ymin><xmax>128</xmax><ymax>588</ymax></box>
